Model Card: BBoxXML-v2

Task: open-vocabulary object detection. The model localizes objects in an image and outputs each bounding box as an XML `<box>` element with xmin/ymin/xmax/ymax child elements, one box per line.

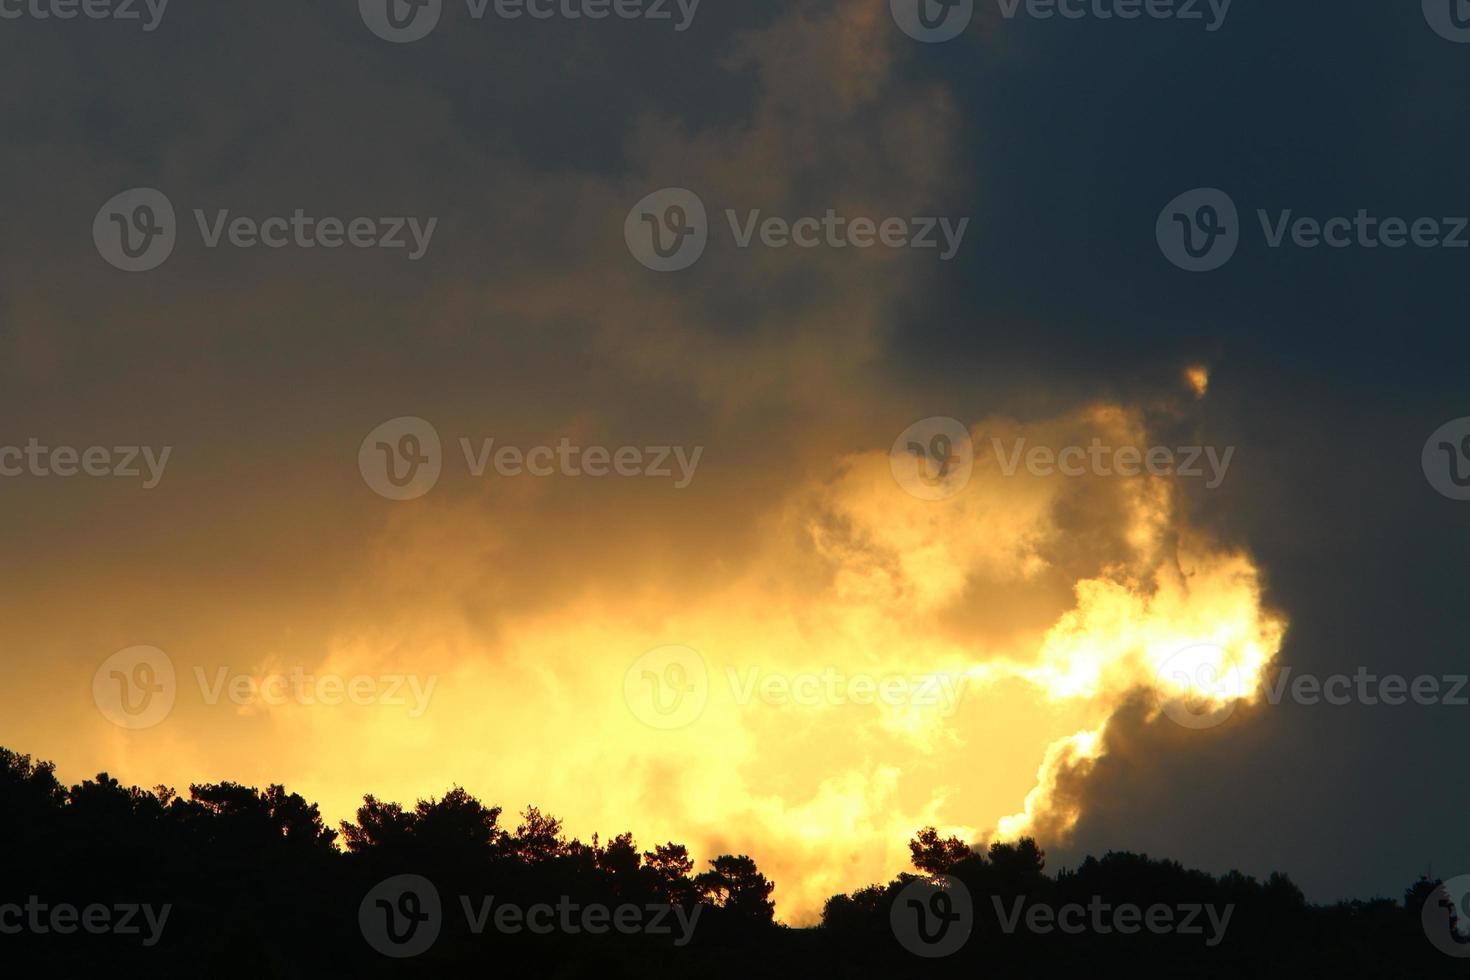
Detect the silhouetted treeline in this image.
<box><xmin>0</xmin><ymin>748</ymin><xmax>1463</xmax><ymax>977</ymax></box>
<box><xmin>822</xmin><ymin>827</ymin><xmax>1470</xmax><ymax>978</ymax></box>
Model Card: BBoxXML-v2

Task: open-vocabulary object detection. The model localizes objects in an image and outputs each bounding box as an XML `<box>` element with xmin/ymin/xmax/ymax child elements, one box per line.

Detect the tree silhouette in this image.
<box><xmin>909</xmin><ymin>825</ymin><xmax>974</xmax><ymax>874</ymax></box>
<box><xmin>509</xmin><ymin>804</ymin><xmax>565</xmax><ymax>863</ymax></box>
<box><xmin>695</xmin><ymin>854</ymin><xmax>776</xmax><ymax>926</ymax></box>
<box><xmin>0</xmin><ymin>744</ymin><xmax>1464</xmax><ymax>976</ymax></box>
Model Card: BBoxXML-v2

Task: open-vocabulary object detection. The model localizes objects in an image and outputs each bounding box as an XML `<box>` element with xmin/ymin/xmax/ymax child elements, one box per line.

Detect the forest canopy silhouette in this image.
<box><xmin>0</xmin><ymin>746</ymin><xmax>1461</xmax><ymax>977</ymax></box>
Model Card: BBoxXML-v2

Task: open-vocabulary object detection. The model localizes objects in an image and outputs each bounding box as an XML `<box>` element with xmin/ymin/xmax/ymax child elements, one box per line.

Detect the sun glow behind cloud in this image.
<box><xmin>197</xmin><ymin>402</ymin><xmax>1285</xmax><ymax>924</ymax></box>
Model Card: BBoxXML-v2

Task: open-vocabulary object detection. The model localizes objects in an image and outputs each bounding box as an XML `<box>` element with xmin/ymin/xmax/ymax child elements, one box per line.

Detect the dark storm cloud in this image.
<box><xmin>878</xmin><ymin>2</ymin><xmax>1470</xmax><ymax>903</ymax></box>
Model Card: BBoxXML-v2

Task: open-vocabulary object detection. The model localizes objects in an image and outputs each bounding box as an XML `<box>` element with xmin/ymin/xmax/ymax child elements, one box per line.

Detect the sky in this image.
<box><xmin>1</xmin><ymin>0</ymin><xmax>1468</xmax><ymax>925</ymax></box>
